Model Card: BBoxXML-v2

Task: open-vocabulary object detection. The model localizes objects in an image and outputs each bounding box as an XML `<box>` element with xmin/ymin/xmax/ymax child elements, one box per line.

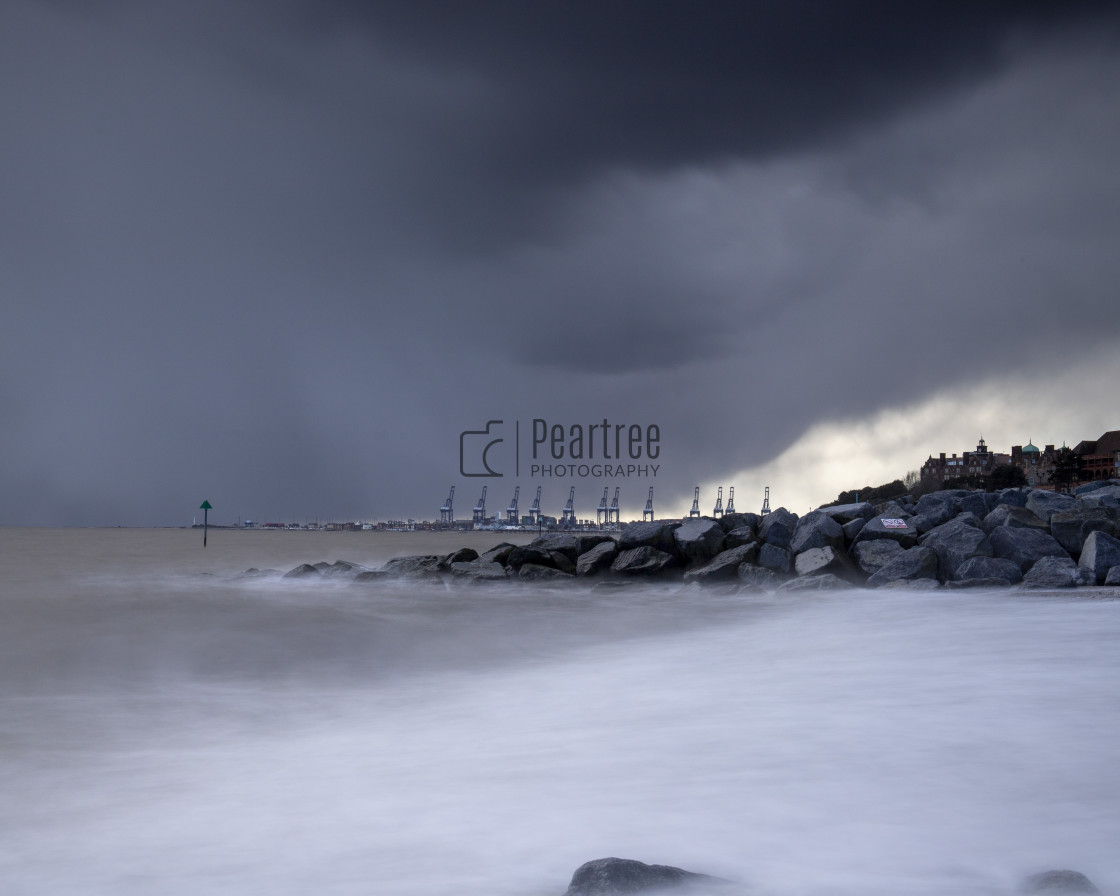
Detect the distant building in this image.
<box><xmin>1072</xmin><ymin>430</ymin><xmax>1120</xmax><ymax>482</ymax></box>
<box><xmin>921</xmin><ymin>437</ymin><xmax>1010</xmax><ymax>486</ymax></box>
<box><xmin>1010</xmin><ymin>440</ymin><xmax>1059</xmax><ymax>487</ymax></box>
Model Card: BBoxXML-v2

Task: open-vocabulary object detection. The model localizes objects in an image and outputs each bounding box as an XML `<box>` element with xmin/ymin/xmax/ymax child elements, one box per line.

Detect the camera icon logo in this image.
<box><xmin>459</xmin><ymin>420</ymin><xmax>505</xmax><ymax>477</ymax></box>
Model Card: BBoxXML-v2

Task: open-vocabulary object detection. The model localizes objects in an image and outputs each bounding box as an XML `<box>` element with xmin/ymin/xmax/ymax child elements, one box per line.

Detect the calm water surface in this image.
<box><xmin>1</xmin><ymin>528</ymin><xmax>1117</xmax><ymax>896</ymax></box>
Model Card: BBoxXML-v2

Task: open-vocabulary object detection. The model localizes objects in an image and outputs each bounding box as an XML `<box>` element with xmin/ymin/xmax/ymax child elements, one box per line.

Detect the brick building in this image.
<box><xmin>1072</xmin><ymin>430</ymin><xmax>1120</xmax><ymax>482</ymax></box>
<box><xmin>921</xmin><ymin>437</ymin><xmax>1011</xmax><ymax>486</ymax></box>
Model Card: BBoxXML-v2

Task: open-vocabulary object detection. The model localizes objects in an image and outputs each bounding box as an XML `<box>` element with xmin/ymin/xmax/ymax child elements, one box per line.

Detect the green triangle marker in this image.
<box><xmin>200</xmin><ymin>500</ymin><xmax>212</xmax><ymax>546</ymax></box>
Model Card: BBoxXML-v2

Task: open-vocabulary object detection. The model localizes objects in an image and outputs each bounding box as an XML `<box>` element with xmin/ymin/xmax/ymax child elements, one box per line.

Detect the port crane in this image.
<box><xmin>713</xmin><ymin>486</ymin><xmax>723</xmax><ymax>518</ymax></box>
<box><xmin>761</xmin><ymin>486</ymin><xmax>771</xmax><ymax>515</ymax></box>
<box><xmin>528</xmin><ymin>486</ymin><xmax>542</xmax><ymax>524</ymax></box>
<box><xmin>726</xmin><ymin>487</ymin><xmax>735</xmax><ymax>514</ymax></box>
<box><xmin>689</xmin><ymin>486</ymin><xmax>701</xmax><ymax>518</ymax></box>
<box><xmin>643</xmin><ymin>487</ymin><xmax>654</xmax><ymax>521</ymax></box>
<box><xmin>506</xmin><ymin>486</ymin><xmax>520</xmax><ymax>524</ymax></box>
<box><xmin>473</xmin><ymin>486</ymin><xmax>487</xmax><ymax>525</ymax></box>
<box><xmin>440</xmin><ymin>486</ymin><xmax>454</xmax><ymax>524</ymax></box>
<box><xmin>561</xmin><ymin>487</ymin><xmax>576</xmax><ymax>528</ymax></box>
<box><xmin>596</xmin><ymin>487</ymin><xmax>609</xmax><ymax>526</ymax></box>
<box><xmin>608</xmin><ymin>487</ymin><xmax>620</xmax><ymax>525</ymax></box>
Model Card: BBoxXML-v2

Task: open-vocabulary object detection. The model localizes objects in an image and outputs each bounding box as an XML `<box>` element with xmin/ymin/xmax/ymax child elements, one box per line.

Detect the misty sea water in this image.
<box><xmin>1</xmin><ymin>528</ymin><xmax>1118</xmax><ymax>896</ymax></box>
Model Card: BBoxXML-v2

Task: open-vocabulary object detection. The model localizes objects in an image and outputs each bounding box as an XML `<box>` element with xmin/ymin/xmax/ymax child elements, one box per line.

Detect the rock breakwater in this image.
<box><xmin>273</xmin><ymin>481</ymin><xmax>1120</xmax><ymax>592</ymax></box>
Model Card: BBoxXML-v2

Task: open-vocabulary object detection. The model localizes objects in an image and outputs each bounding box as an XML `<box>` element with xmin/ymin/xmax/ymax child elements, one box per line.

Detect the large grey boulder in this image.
<box><xmin>673</xmin><ymin>518</ymin><xmax>726</xmax><ymax>565</ymax></box>
<box><xmin>919</xmin><ymin>518</ymin><xmax>993</xmax><ymax>581</ymax></box>
<box><xmin>910</xmin><ymin>497</ymin><xmax>956</xmax><ymax>533</ymax></box>
<box><xmin>506</xmin><ymin>545</ymin><xmax>558</xmax><ymax>571</ymax></box>
<box><xmin>1050</xmin><ymin>506</ymin><xmax>1120</xmax><ymax>558</ymax></box>
<box><xmin>1020</xmin><ymin>870</ymin><xmax>1100</xmax><ymax>896</ymax></box>
<box><xmin>989</xmin><ymin>526</ymin><xmax>1070</xmax><ymax>574</ymax></box>
<box><xmin>994</xmin><ymin>488</ymin><xmax>1030</xmax><ymax>508</ymax></box>
<box><xmin>793</xmin><ymin>546</ymin><xmax>863</xmax><ymax>584</ymax></box>
<box><xmin>448</xmin><ymin>560</ymin><xmax>510</xmax><ymax>582</ymax></box>
<box><xmin>723</xmin><ymin>526</ymin><xmax>757</xmax><ymax>549</ymax></box>
<box><xmin>737</xmin><ymin>565</ymin><xmax>785</xmax><ymax>590</ymax></box>
<box><xmin>282</xmin><ymin>562</ymin><xmax>322</xmax><ymax>579</ymax></box>
<box><xmin>530</xmin><ymin>534</ymin><xmax>582</xmax><ymax>562</ymax></box>
<box><xmin>518</xmin><ymin>563</ymin><xmax>575</xmax><ymax>582</ymax></box>
<box><xmin>958</xmin><ymin>492</ymin><xmax>991</xmax><ymax>517</ymax></box>
<box><xmin>1022</xmin><ymin>556</ymin><xmax>1093</xmax><ymax>588</ymax></box>
<box><xmin>851</xmin><ymin>516</ymin><xmax>919</xmax><ymax>549</ymax></box>
<box><xmin>618</xmin><ymin>521</ymin><xmax>679</xmax><ymax>554</ymax></box>
<box><xmin>317</xmin><ymin>559</ymin><xmax>372</xmax><ymax>578</ymax></box>
<box><xmin>842</xmin><ymin>518</ymin><xmax>866</xmax><ymax>542</ymax></box>
<box><xmin>951</xmin><ymin>556</ymin><xmax>1023</xmax><ymax>585</ymax></box>
<box><xmin>757</xmin><ymin>543</ymin><xmax>792</xmax><ymax>574</ymax></box>
<box><xmin>758</xmin><ymin>508</ymin><xmax>798</xmax><ymax>549</ymax></box>
<box><xmin>866</xmin><ymin>546</ymin><xmax>939</xmax><ymax>588</ymax></box>
<box><xmin>851</xmin><ymin>539</ymin><xmax>904</xmax><ymax>576</ymax></box>
<box><xmin>478</xmin><ymin>542</ymin><xmax>517</xmax><ymax>565</ymax></box>
<box><xmin>1078</xmin><ymin>530</ymin><xmax>1120</xmax><ymax>584</ymax></box>
<box><xmin>1025</xmin><ymin>489</ymin><xmax>1077</xmax><ymax>524</ymax></box>
<box><xmin>818</xmin><ymin>501</ymin><xmax>875</xmax><ymax>524</ymax></box>
<box><xmin>550</xmin><ymin>551</ymin><xmax>577</xmax><ymax>575</ymax></box>
<box><xmin>718</xmin><ymin>512</ymin><xmax>759</xmax><ymax>533</ymax></box>
<box><xmin>981</xmin><ymin>504</ymin><xmax>1049</xmax><ymax>534</ymax></box>
<box><xmin>1075</xmin><ymin>480</ymin><xmax>1120</xmax><ymax>496</ymax></box>
<box><xmin>439</xmin><ymin>548</ymin><xmax>479</xmax><ymax>570</ymax></box>
<box><xmin>611</xmin><ymin>546</ymin><xmax>679</xmax><ymax>577</ymax></box>
<box><xmin>874</xmin><ymin>501</ymin><xmax>913</xmax><ymax>520</ymax></box>
<box><xmin>1082</xmin><ymin>492</ymin><xmax>1120</xmax><ymax>510</ymax></box>
<box><xmin>381</xmin><ymin>555</ymin><xmax>442</xmax><ymax>577</ymax></box>
<box><xmin>684</xmin><ymin>543</ymin><xmax>759</xmax><ymax>583</ymax></box>
<box><xmin>533</xmin><ymin>533</ymin><xmax>615</xmax><ymax>560</ymax></box>
<box><xmin>789</xmin><ymin>511</ymin><xmax>845</xmax><ymax>555</ymax></box>
<box><xmin>576</xmin><ymin>541</ymin><xmax>619</xmax><ymax>577</ymax></box>
<box><xmin>564</xmin><ymin>857</ymin><xmax>723</xmax><ymax>896</ymax></box>
<box><xmin>915</xmin><ymin>493</ymin><xmax>959</xmax><ymax>517</ymax></box>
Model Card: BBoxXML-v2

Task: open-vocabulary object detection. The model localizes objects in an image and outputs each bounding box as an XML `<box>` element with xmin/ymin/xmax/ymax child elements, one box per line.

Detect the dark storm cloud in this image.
<box><xmin>2</xmin><ymin>1</ymin><xmax>1119</xmax><ymax>525</ymax></box>
<box><xmin>307</xmin><ymin>2</ymin><xmax>1120</xmax><ymax>175</ymax></box>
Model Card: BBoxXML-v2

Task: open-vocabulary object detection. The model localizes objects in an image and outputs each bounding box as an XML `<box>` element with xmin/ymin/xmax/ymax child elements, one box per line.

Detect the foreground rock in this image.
<box><xmin>1078</xmin><ymin>530</ymin><xmax>1120</xmax><ymax>584</ymax></box>
<box><xmin>865</xmin><ymin>546</ymin><xmax>938</xmax><ymax>588</ymax></box>
<box><xmin>793</xmin><ymin>546</ymin><xmax>863</xmax><ymax>584</ymax></box>
<box><xmin>1049</xmin><ymin>506</ymin><xmax>1120</xmax><ymax>558</ymax></box>
<box><xmin>673</xmin><ymin>518</ymin><xmax>726</xmax><ymax>565</ymax></box>
<box><xmin>565</xmin><ymin>857</ymin><xmax>727</xmax><ymax>896</ymax></box>
<box><xmin>852</xmin><ymin>515</ymin><xmax>919</xmax><ymax>549</ymax></box>
<box><xmin>381</xmin><ymin>555</ymin><xmax>442</xmax><ymax>578</ymax></box>
<box><xmin>1020</xmin><ymin>870</ymin><xmax>1101</xmax><ymax>896</ymax></box>
<box><xmin>918</xmin><ymin>518</ymin><xmax>992</xmax><ymax>581</ymax></box>
<box><xmin>683</xmin><ymin>543</ymin><xmax>759</xmax><ymax>583</ymax></box>
<box><xmin>989</xmin><ymin>527</ymin><xmax>1069</xmax><ymax>574</ymax></box>
<box><xmin>951</xmin><ymin>555</ymin><xmax>1023</xmax><ymax>585</ymax></box>
<box><xmin>618</xmin><ymin>521</ymin><xmax>679</xmax><ymax>554</ymax></box>
<box><xmin>612</xmin><ymin>546</ymin><xmax>679</xmax><ymax>577</ymax></box>
<box><xmin>1022</xmin><ymin>556</ymin><xmax>1093</xmax><ymax>588</ymax></box>
<box><xmin>576</xmin><ymin>540</ymin><xmax>619</xmax><ymax>577</ymax></box>
<box><xmin>789</xmin><ymin>511</ymin><xmax>845</xmax><ymax>554</ymax></box>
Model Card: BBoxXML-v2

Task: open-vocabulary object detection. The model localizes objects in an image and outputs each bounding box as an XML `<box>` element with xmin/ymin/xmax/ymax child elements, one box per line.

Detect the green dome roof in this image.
<box><xmin>1023</xmin><ymin>441</ymin><xmax>1039</xmax><ymax>453</ymax></box>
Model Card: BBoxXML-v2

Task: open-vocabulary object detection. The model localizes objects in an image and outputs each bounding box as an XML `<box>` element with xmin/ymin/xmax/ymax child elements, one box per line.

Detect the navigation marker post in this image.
<box><xmin>200</xmin><ymin>500</ymin><xmax>212</xmax><ymax>547</ymax></box>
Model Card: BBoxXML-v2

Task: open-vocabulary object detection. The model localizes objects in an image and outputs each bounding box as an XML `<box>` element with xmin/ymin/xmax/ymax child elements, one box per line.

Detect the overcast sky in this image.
<box><xmin>3</xmin><ymin>1</ymin><xmax>1119</xmax><ymax>526</ymax></box>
